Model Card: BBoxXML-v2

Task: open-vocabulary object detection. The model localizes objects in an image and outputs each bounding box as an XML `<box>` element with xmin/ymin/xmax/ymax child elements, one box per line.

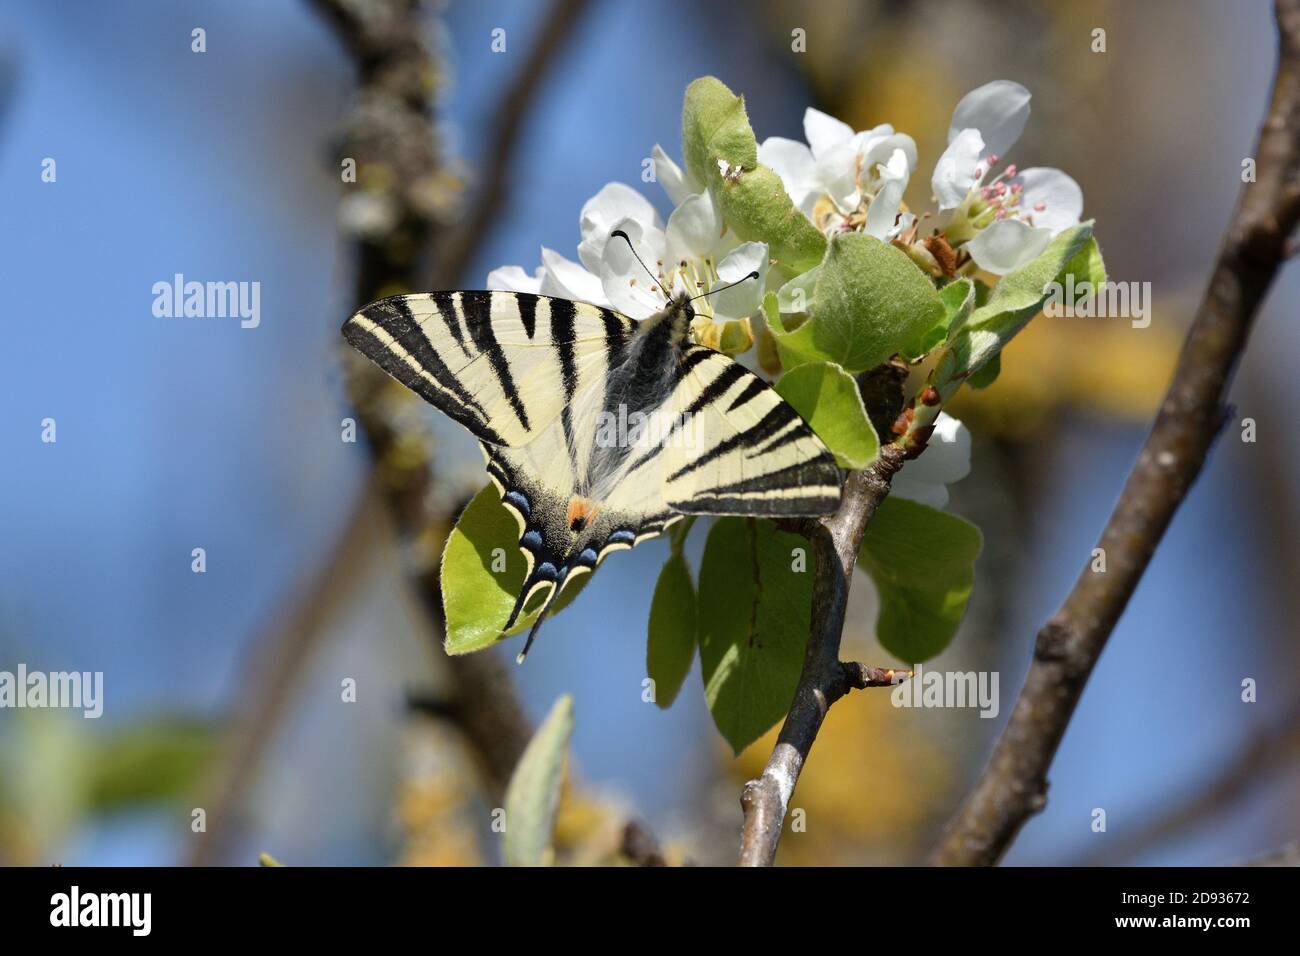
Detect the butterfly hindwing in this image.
<box><xmin>483</xmin><ymin>437</ymin><xmax>680</xmax><ymax>633</ymax></box>
<box><xmin>661</xmin><ymin>348</ymin><xmax>842</xmax><ymax>516</ymax></box>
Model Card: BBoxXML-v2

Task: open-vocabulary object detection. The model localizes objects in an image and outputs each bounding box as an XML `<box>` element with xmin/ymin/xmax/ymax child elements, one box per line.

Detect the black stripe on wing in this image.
<box><xmin>665</xmin><ymin>401</ymin><xmax>801</xmax><ymax>483</ymax></box>
<box><xmin>343</xmin><ymin>297</ymin><xmax>507</xmax><ymax>446</ymax></box>
<box><xmin>430</xmin><ymin>291</ymin><xmax>472</xmax><ymax>358</ymax></box>
<box><xmin>459</xmin><ymin>291</ymin><xmax>531</xmax><ymax>433</ymax></box>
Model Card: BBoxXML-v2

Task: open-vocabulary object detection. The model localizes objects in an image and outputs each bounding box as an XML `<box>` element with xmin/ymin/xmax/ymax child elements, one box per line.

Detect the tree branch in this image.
<box><xmin>306</xmin><ymin>0</ymin><xmax>591</xmax><ymax>805</ymax></box>
<box><xmin>738</xmin><ymin>447</ymin><xmax>908</xmax><ymax>866</ymax></box>
<box><xmin>931</xmin><ymin>0</ymin><xmax>1300</xmax><ymax>867</ymax></box>
<box><xmin>429</xmin><ymin>0</ymin><xmax>593</xmax><ymax>287</ymax></box>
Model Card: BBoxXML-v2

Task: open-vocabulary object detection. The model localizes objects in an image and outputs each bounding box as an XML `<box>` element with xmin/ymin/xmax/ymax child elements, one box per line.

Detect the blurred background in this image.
<box><xmin>1</xmin><ymin>0</ymin><xmax>1297</xmax><ymax>866</ymax></box>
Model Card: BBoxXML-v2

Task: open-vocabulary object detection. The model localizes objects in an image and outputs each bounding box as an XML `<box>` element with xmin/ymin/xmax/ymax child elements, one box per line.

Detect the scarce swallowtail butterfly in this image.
<box><xmin>342</xmin><ymin>236</ymin><xmax>843</xmax><ymax>661</ymax></box>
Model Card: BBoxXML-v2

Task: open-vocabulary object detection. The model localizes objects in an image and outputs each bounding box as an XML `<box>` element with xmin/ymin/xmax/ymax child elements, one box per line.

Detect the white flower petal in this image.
<box><xmin>890</xmin><ymin>412</ymin><xmax>971</xmax><ymax>508</ymax></box>
<box><xmin>486</xmin><ymin>264</ymin><xmax>542</xmax><ymax>293</ymax></box>
<box><xmin>577</xmin><ymin>182</ymin><xmax>661</xmax><ymax>271</ymax></box>
<box><xmin>863</xmin><ymin>148</ymin><xmax>910</xmax><ymax>240</ymax></box>
<box><xmin>1012</xmin><ymin>167</ymin><xmax>1083</xmax><ymax>235</ymax></box>
<box><xmin>965</xmin><ymin>217</ymin><xmax>1053</xmax><ymax>274</ymax></box>
<box><xmin>653</xmin><ymin>144</ymin><xmax>697</xmax><ymax>207</ymax></box>
<box><xmin>665</xmin><ymin>192</ymin><xmax>721</xmax><ymax>264</ymax></box>
<box><xmin>851</xmin><ymin>123</ymin><xmax>896</xmax><ymax>148</ymax></box>
<box><xmin>948</xmin><ymin>80</ymin><xmax>1031</xmax><ymax>160</ymax></box>
<box><xmin>917</xmin><ymin>413</ymin><xmax>971</xmax><ymax>483</ymax></box>
<box><xmin>758</xmin><ymin>136</ymin><xmax>818</xmax><ymax>207</ymax></box>
<box><xmin>539</xmin><ymin>247</ymin><xmax>606</xmax><ymax>305</ymax></box>
<box><xmin>931</xmin><ymin>128</ymin><xmax>984</xmax><ymax>210</ymax></box>
<box><xmin>598</xmin><ymin>217</ymin><xmax>668</xmax><ymax>319</ymax></box>
<box><xmin>860</xmin><ymin>131</ymin><xmax>918</xmax><ymax>176</ymax></box>
<box><xmin>815</xmin><ymin>139</ymin><xmax>862</xmax><ymax>212</ymax></box>
<box><xmin>889</xmin><ymin>474</ymin><xmax>950</xmax><ymax>509</ymax></box>
<box><xmin>707</xmin><ymin>241</ymin><xmax>769</xmax><ymax>321</ymax></box>
<box><xmin>804</xmin><ymin>107</ymin><xmax>854</xmax><ymax>158</ymax></box>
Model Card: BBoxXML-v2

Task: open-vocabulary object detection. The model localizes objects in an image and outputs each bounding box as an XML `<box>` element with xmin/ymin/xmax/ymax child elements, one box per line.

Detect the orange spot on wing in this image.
<box><xmin>566</xmin><ymin>497</ymin><xmax>600</xmax><ymax>532</ymax></box>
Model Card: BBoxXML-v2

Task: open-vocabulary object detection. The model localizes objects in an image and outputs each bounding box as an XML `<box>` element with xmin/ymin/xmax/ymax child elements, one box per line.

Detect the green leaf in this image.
<box><xmin>84</xmin><ymin>717</ymin><xmax>219</xmax><ymax>811</ymax></box>
<box><xmin>258</xmin><ymin>852</ymin><xmax>285</xmax><ymax>867</ymax></box>
<box><xmin>773</xmin><ymin>234</ymin><xmax>945</xmax><ymax>373</ymax></box>
<box><xmin>904</xmin><ymin>277</ymin><xmax>975</xmax><ymax>359</ymax></box>
<box><xmin>858</xmin><ymin>497</ymin><xmax>982</xmax><ymax>662</ymax></box>
<box><xmin>716</xmin><ymin>167</ymin><xmax>827</xmax><ymax>272</ymax></box>
<box><xmin>698</xmin><ymin>518</ymin><xmax>813</xmax><ymax>753</ymax></box>
<box><xmin>764</xmin><ymin>291</ymin><xmax>817</xmax><ymax>372</ymax></box>
<box><xmin>441</xmin><ymin>485</ymin><xmax>587</xmax><ymax>655</ymax></box>
<box><xmin>966</xmin><ymin>352</ymin><xmax>1001</xmax><ymax>390</ymax></box>
<box><xmin>503</xmin><ymin>694</ymin><xmax>573</xmax><ymax>867</ymax></box>
<box><xmin>968</xmin><ymin>222</ymin><xmax>1094</xmax><ymax>330</ymax></box>
<box><xmin>646</xmin><ymin>553</ymin><xmax>697</xmax><ymax>709</ymax></box>
<box><xmin>939</xmin><ymin>278</ymin><xmax>977</xmax><ymax>342</ymax></box>
<box><xmin>681</xmin><ymin>76</ymin><xmax>757</xmax><ymax>187</ymax></box>
<box><xmin>1061</xmin><ymin>236</ymin><xmax>1107</xmax><ymax>290</ymax></box>
<box><xmin>775</xmin><ymin>361</ymin><xmax>879</xmax><ymax>468</ymax></box>
<box><xmin>937</xmin><ymin>222</ymin><xmax>1094</xmax><ymax>391</ymax></box>
<box><xmin>680</xmin><ymin>76</ymin><xmax>825</xmax><ymax>272</ymax></box>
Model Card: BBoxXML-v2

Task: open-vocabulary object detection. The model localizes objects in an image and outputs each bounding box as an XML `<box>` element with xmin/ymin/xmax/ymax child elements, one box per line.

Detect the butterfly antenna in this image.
<box><xmin>610</xmin><ymin>229</ymin><xmax>671</xmax><ymax>301</ymax></box>
<box><xmin>688</xmin><ymin>270</ymin><xmax>761</xmax><ymax>304</ymax></box>
<box><xmin>515</xmin><ymin>582</ymin><xmax>564</xmax><ymax>665</ymax></box>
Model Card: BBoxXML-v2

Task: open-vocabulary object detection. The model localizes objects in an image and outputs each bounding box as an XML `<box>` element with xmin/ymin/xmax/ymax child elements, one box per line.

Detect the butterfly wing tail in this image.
<box><xmin>513</xmin><ymin>581</ymin><xmax>565</xmax><ymax>664</ymax></box>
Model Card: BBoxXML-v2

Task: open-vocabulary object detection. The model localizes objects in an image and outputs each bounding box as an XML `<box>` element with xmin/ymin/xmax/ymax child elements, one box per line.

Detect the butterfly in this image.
<box><xmin>342</xmin><ymin>252</ymin><xmax>842</xmax><ymax>660</ymax></box>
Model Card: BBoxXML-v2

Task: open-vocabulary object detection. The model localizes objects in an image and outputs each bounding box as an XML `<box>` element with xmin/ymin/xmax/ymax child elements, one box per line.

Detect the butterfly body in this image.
<box><xmin>343</xmin><ymin>288</ymin><xmax>842</xmax><ymax>657</ymax></box>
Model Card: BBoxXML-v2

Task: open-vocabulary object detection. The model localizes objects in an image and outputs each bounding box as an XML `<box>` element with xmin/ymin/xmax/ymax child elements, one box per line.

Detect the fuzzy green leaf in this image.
<box><xmin>441</xmin><ymin>484</ymin><xmax>586</xmax><ymax>655</ymax></box>
<box><xmin>681</xmin><ymin>76</ymin><xmax>825</xmax><ymax>272</ymax></box>
<box><xmin>1061</xmin><ymin>236</ymin><xmax>1107</xmax><ymax>290</ymax></box>
<box><xmin>936</xmin><ymin>222</ymin><xmax>1095</xmax><ymax>392</ymax></box>
<box><xmin>646</xmin><ymin>553</ymin><xmax>698</xmax><ymax>709</ymax></box>
<box><xmin>717</xmin><ymin>167</ymin><xmax>827</xmax><ymax>272</ymax></box>
<box><xmin>681</xmin><ymin>76</ymin><xmax>757</xmax><ymax>187</ymax></box>
<box><xmin>966</xmin><ymin>352</ymin><xmax>1001</xmax><ymax>390</ymax></box>
<box><xmin>503</xmin><ymin>694</ymin><xmax>573</xmax><ymax>867</ymax></box>
<box><xmin>858</xmin><ymin>497</ymin><xmax>982</xmax><ymax>662</ymax></box>
<box><xmin>773</xmin><ymin>234</ymin><xmax>945</xmax><ymax>373</ymax></box>
<box><xmin>775</xmin><ymin>360</ymin><xmax>879</xmax><ymax>469</ymax></box>
<box><xmin>698</xmin><ymin>518</ymin><xmax>814</xmax><ymax>753</ymax></box>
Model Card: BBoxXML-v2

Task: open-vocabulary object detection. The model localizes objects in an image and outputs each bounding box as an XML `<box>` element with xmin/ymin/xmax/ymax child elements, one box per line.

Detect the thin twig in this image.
<box><xmin>621</xmin><ymin>821</ymin><xmax>669</xmax><ymax>867</ymax></box>
<box><xmin>738</xmin><ymin>448</ymin><xmax>908</xmax><ymax>866</ymax></box>
<box><xmin>932</xmin><ymin>0</ymin><xmax>1300</xmax><ymax>867</ymax></box>
<box><xmin>429</xmin><ymin>0</ymin><xmax>593</xmax><ymax>287</ymax></box>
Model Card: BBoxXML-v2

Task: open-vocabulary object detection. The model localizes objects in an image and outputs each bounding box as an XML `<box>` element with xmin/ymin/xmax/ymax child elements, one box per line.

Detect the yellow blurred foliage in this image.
<box><xmin>949</xmin><ymin>304</ymin><xmax>1187</xmax><ymax>435</ymax></box>
<box><xmin>730</xmin><ymin>687</ymin><xmax>950</xmax><ymax>865</ymax></box>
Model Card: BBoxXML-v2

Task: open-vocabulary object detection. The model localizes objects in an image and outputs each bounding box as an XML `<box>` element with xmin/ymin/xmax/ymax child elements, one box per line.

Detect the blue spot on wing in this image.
<box><xmin>504</xmin><ymin>490</ymin><xmax>531</xmax><ymax>518</ymax></box>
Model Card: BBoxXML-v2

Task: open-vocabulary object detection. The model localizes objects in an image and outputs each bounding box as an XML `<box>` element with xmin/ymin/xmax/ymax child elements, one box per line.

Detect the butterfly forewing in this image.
<box><xmin>342</xmin><ymin>291</ymin><xmax>634</xmax><ymax>448</ymax></box>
